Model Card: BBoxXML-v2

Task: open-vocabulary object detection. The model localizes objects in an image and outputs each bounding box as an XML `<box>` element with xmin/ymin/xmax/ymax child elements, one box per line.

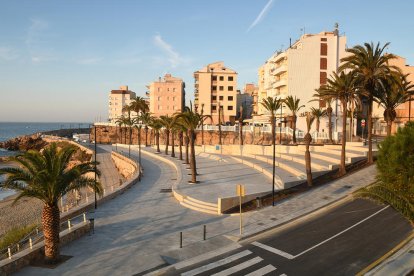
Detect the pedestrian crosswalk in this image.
<box><xmin>180</xmin><ymin>250</ymin><xmax>286</xmax><ymax>276</ymax></box>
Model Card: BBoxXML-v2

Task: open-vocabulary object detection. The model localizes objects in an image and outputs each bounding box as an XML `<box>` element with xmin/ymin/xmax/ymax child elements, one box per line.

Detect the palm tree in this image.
<box><xmin>140</xmin><ymin>112</ymin><xmax>152</xmax><ymax>147</ymax></box>
<box><xmin>316</xmin><ymin>71</ymin><xmax>358</xmax><ymax>176</ymax></box>
<box><xmin>238</xmin><ymin>105</ymin><xmax>244</xmax><ymax>145</ymax></box>
<box><xmin>284</xmin><ymin>96</ymin><xmax>305</xmax><ymax>144</ymax></box>
<box><xmin>0</xmin><ymin>143</ymin><xmax>102</xmax><ymax>263</ymax></box>
<box><xmin>304</xmin><ymin>113</ymin><xmax>315</xmax><ymax>186</ymax></box>
<box><xmin>148</xmin><ymin>117</ymin><xmax>162</xmax><ymax>153</ymax></box>
<box><xmin>261</xmin><ymin>96</ymin><xmax>282</xmax><ymax>206</ymax></box>
<box><xmin>340</xmin><ymin>42</ymin><xmax>398</xmax><ymax>164</ymax></box>
<box><xmin>376</xmin><ymin>72</ymin><xmax>413</xmax><ymax>136</ymax></box>
<box><xmin>310</xmin><ymin>107</ymin><xmax>327</xmax><ymax>133</ymax></box>
<box><xmin>130</xmin><ymin>96</ymin><xmax>149</xmax><ymax>145</ymax></box>
<box><xmin>122</xmin><ymin>105</ymin><xmax>134</xmax><ymax>155</ymax></box>
<box><xmin>176</xmin><ymin>106</ymin><xmax>211</xmax><ymax>183</ymax></box>
<box><xmin>175</xmin><ymin>120</ymin><xmax>186</xmax><ymax>161</ymax></box>
<box><xmin>114</xmin><ymin>116</ymin><xmax>126</xmax><ymax>144</ymax></box>
<box><xmin>159</xmin><ymin>115</ymin><xmax>176</xmax><ymax>156</ymax></box>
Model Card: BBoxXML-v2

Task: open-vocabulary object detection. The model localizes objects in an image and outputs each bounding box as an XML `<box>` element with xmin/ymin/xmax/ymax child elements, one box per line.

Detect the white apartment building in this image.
<box><xmin>255</xmin><ymin>24</ymin><xmax>347</xmax><ymax>133</ymax></box>
<box><xmin>108</xmin><ymin>85</ymin><xmax>136</xmax><ymax>123</ymax></box>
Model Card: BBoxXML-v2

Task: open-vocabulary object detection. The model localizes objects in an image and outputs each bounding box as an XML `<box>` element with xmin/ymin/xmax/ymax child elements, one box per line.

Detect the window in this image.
<box><xmin>157</xmin><ymin>96</ymin><xmax>161</xmax><ymax>101</ymax></box>
<box><xmin>228</xmin><ymin>86</ymin><xmax>234</xmax><ymax>91</ymax></box>
<box><xmin>212</xmin><ymin>105</ymin><xmax>217</xmax><ymax>111</ymax></box>
<box><xmin>212</xmin><ymin>95</ymin><xmax>217</xmax><ymax>100</ymax></box>
<box><xmin>321</xmin><ymin>38</ymin><xmax>327</xmax><ymax>41</ymax></box>
<box><xmin>173</xmin><ymin>96</ymin><xmax>176</xmax><ymax>101</ymax></box>
<box><xmin>219</xmin><ymin>96</ymin><xmax>224</xmax><ymax>100</ymax></box>
<box><xmin>157</xmin><ymin>88</ymin><xmax>161</xmax><ymax>92</ymax></box>
<box><xmin>228</xmin><ymin>106</ymin><xmax>233</xmax><ymax>110</ymax></box>
<box><xmin>212</xmin><ymin>76</ymin><xmax>217</xmax><ymax>81</ymax></box>
<box><xmin>320</xmin><ymin>43</ymin><xmax>328</xmax><ymax>56</ymax></box>
<box><xmin>219</xmin><ymin>86</ymin><xmax>224</xmax><ymax>91</ymax></box>
<box><xmin>167</xmin><ymin>88</ymin><xmax>170</xmax><ymax>92</ymax></box>
<box><xmin>320</xmin><ymin>58</ymin><xmax>327</xmax><ymax>70</ymax></box>
<box><xmin>228</xmin><ymin>96</ymin><xmax>233</xmax><ymax>101</ymax></box>
<box><xmin>173</xmin><ymin>88</ymin><xmax>176</xmax><ymax>92</ymax></box>
<box><xmin>219</xmin><ymin>76</ymin><xmax>224</xmax><ymax>81</ymax></box>
<box><xmin>212</xmin><ymin>86</ymin><xmax>217</xmax><ymax>91</ymax></box>
<box><xmin>167</xmin><ymin>96</ymin><xmax>169</xmax><ymax>100</ymax></box>
<box><xmin>320</xmin><ymin>72</ymin><xmax>327</xmax><ymax>85</ymax></box>
<box><xmin>228</xmin><ymin>76</ymin><xmax>233</xmax><ymax>81</ymax></box>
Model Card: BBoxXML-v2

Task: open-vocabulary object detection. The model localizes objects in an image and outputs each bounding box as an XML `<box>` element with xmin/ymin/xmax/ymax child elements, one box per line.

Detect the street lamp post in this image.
<box><xmin>137</xmin><ymin>125</ymin><xmax>142</xmax><ymax>181</ymax></box>
<box><xmin>94</xmin><ymin>125</ymin><xmax>97</xmax><ymax>210</ymax></box>
<box><xmin>272</xmin><ymin>116</ymin><xmax>276</xmax><ymax>207</ymax></box>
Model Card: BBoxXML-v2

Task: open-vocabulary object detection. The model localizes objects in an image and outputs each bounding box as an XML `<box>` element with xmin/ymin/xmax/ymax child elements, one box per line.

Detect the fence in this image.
<box><xmin>0</xmin><ymin>212</ymin><xmax>88</xmax><ymax>261</ymax></box>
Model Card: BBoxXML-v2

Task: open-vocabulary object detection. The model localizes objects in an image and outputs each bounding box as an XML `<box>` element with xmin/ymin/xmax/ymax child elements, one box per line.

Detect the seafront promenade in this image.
<box><xmin>15</xmin><ymin>143</ymin><xmax>382</xmax><ymax>275</ymax></box>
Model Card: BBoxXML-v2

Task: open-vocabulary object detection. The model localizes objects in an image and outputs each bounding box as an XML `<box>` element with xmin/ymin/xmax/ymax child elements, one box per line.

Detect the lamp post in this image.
<box><xmin>272</xmin><ymin>115</ymin><xmax>276</xmax><ymax>207</ymax></box>
<box><xmin>93</xmin><ymin>124</ymin><xmax>97</xmax><ymax>210</ymax></box>
<box><xmin>201</xmin><ymin>103</ymin><xmax>205</xmax><ymax>145</ymax></box>
<box><xmin>137</xmin><ymin>125</ymin><xmax>142</xmax><ymax>181</ymax></box>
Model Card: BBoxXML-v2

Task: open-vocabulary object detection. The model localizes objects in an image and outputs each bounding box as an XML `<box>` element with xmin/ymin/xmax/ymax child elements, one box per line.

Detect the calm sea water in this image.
<box><xmin>0</xmin><ymin>122</ymin><xmax>88</xmax><ymax>200</ymax></box>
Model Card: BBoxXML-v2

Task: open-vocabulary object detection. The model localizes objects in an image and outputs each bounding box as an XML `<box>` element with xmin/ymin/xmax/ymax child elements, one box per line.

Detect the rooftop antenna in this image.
<box><xmin>300</xmin><ymin>27</ymin><xmax>305</xmax><ymax>36</ymax></box>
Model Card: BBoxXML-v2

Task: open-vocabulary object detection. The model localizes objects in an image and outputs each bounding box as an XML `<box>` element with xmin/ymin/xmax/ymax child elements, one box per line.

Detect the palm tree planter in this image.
<box><xmin>0</xmin><ymin>143</ymin><xmax>102</xmax><ymax>263</ymax></box>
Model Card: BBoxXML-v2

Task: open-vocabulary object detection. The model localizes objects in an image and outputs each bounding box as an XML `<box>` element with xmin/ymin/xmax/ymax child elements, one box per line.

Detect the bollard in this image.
<box><xmin>68</xmin><ymin>220</ymin><xmax>71</xmax><ymax>230</ymax></box>
<box><xmin>36</xmin><ymin>228</ymin><xmax>39</xmax><ymax>235</ymax></box>
<box><xmin>103</xmin><ymin>189</ymin><xmax>106</xmax><ymax>195</ymax></box>
<box><xmin>256</xmin><ymin>197</ymin><xmax>261</xmax><ymax>209</ymax></box>
<box><xmin>180</xmin><ymin>232</ymin><xmax>183</xmax><ymax>248</ymax></box>
<box><xmin>203</xmin><ymin>225</ymin><xmax>206</xmax><ymax>241</ymax></box>
<box><xmin>83</xmin><ymin>213</ymin><xmax>87</xmax><ymax>223</ymax></box>
<box><xmin>86</xmin><ymin>195</ymin><xmax>89</xmax><ymax>203</ymax></box>
<box><xmin>89</xmin><ymin>218</ymin><xmax>95</xmax><ymax>234</ymax></box>
<box><xmin>29</xmin><ymin>238</ymin><xmax>33</xmax><ymax>249</ymax></box>
<box><xmin>7</xmin><ymin>247</ymin><xmax>11</xmax><ymax>259</ymax></box>
<box><xmin>17</xmin><ymin>244</ymin><xmax>20</xmax><ymax>252</ymax></box>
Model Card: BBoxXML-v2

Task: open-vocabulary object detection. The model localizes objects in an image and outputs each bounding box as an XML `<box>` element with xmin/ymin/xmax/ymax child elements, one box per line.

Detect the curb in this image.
<box><xmin>356</xmin><ymin>231</ymin><xmax>414</xmax><ymax>276</ymax></box>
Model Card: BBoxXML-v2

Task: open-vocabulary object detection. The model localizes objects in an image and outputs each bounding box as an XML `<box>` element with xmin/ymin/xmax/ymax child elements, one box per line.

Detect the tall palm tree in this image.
<box><xmin>304</xmin><ymin>113</ymin><xmax>315</xmax><ymax>186</ymax></box>
<box><xmin>140</xmin><ymin>112</ymin><xmax>152</xmax><ymax>147</ymax></box>
<box><xmin>238</xmin><ymin>105</ymin><xmax>244</xmax><ymax>145</ymax></box>
<box><xmin>310</xmin><ymin>107</ymin><xmax>327</xmax><ymax>133</ymax></box>
<box><xmin>340</xmin><ymin>42</ymin><xmax>398</xmax><ymax>163</ymax></box>
<box><xmin>175</xmin><ymin>120</ymin><xmax>186</xmax><ymax>161</ymax></box>
<box><xmin>376</xmin><ymin>73</ymin><xmax>413</xmax><ymax>136</ymax></box>
<box><xmin>148</xmin><ymin>117</ymin><xmax>162</xmax><ymax>153</ymax></box>
<box><xmin>261</xmin><ymin>96</ymin><xmax>282</xmax><ymax>206</ymax></box>
<box><xmin>130</xmin><ymin>96</ymin><xmax>149</xmax><ymax>145</ymax></box>
<box><xmin>176</xmin><ymin>106</ymin><xmax>211</xmax><ymax>183</ymax></box>
<box><xmin>0</xmin><ymin>143</ymin><xmax>102</xmax><ymax>263</ymax></box>
<box><xmin>284</xmin><ymin>96</ymin><xmax>305</xmax><ymax>144</ymax></box>
<box><xmin>316</xmin><ymin>71</ymin><xmax>358</xmax><ymax>176</ymax></box>
<box><xmin>114</xmin><ymin>115</ymin><xmax>126</xmax><ymax>144</ymax></box>
<box><xmin>122</xmin><ymin>105</ymin><xmax>134</xmax><ymax>150</ymax></box>
<box><xmin>159</xmin><ymin>115</ymin><xmax>176</xmax><ymax>155</ymax></box>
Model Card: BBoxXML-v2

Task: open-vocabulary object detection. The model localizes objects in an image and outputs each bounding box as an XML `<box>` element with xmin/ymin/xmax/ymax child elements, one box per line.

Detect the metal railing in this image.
<box><xmin>0</xmin><ymin>212</ymin><xmax>88</xmax><ymax>261</ymax></box>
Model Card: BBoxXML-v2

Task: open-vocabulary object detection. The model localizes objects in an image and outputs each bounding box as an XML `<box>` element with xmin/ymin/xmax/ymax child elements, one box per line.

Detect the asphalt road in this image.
<box><xmin>167</xmin><ymin>199</ymin><xmax>412</xmax><ymax>276</ymax></box>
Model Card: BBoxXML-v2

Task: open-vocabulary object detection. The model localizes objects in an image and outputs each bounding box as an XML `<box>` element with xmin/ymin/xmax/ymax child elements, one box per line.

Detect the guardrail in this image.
<box><xmin>0</xmin><ymin>212</ymin><xmax>87</xmax><ymax>261</ymax></box>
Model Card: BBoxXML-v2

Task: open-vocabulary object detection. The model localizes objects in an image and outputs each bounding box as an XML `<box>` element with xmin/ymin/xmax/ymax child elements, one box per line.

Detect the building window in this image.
<box><xmin>167</xmin><ymin>88</ymin><xmax>170</xmax><ymax>92</ymax></box>
<box><xmin>320</xmin><ymin>58</ymin><xmax>327</xmax><ymax>70</ymax></box>
<box><xmin>219</xmin><ymin>86</ymin><xmax>224</xmax><ymax>91</ymax></box>
<box><xmin>320</xmin><ymin>43</ymin><xmax>328</xmax><ymax>56</ymax></box>
<box><xmin>173</xmin><ymin>88</ymin><xmax>176</xmax><ymax>92</ymax></box>
<box><xmin>212</xmin><ymin>105</ymin><xmax>217</xmax><ymax>111</ymax></box>
<box><xmin>321</xmin><ymin>38</ymin><xmax>327</xmax><ymax>41</ymax></box>
<box><xmin>228</xmin><ymin>86</ymin><xmax>234</xmax><ymax>91</ymax></box>
<box><xmin>212</xmin><ymin>95</ymin><xmax>217</xmax><ymax>100</ymax></box>
<box><xmin>212</xmin><ymin>76</ymin><xmax>217</xmax><ymax>81</ymax></box>
<box><xmin>212</xmin><ymin>86</ymin><xmax>217</xmax><ymax>91</ymax></box>
<box><xmin>228</xmin><ymin>106</ymin><xmax>233</xmax><ymax>110</ymax></box>
<box><xmin>158</xmin><ymin>96</ymin><xmax>161</xmax><ymax>101</ymax></box>
<box><xmin>173</xmin><ymin>96</ymin><xmax>176</xmax><ymax>101</ymax></box>
<box><xmin>320</xmin><ymin>72</ymin><xmax>327</xmax><ymax>85</ymax></box>
<box><xmin>228</xmin><ymin>76</ymin><xmax>233</xmax><ymax>81</ymax></box>
<box><xmin>228</xmin><ymin>96</ymin><xmax>233</xmax><ymax>101</ymax></box>
<box><xmin>219</xmin><ymin>96</ymin><xmax>224</xmax><ymax>100</ymax></box>
<box><xmin>219</xmin><ymin>76</ymin><xmax>224</xmax><ymax>81</ymax></box>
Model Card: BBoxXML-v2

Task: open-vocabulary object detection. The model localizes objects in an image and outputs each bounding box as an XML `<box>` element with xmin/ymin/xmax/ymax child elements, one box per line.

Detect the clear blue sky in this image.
<box><xmin>1</xmin><ymin>0</ymin><xmax>413</xmax><ymax>122</ymax></box>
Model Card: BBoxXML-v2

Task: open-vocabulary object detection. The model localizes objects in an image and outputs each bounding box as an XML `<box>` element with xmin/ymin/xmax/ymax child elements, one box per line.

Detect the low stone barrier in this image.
<box><xmin>218</xmin><ymin>192</ymin><xmax>270</xmax><ymax>214</ymax></box>
<box><xmin>111</xmin><ymin>151</ymin><xmax>137</xmax><ymax>179</ymax></box>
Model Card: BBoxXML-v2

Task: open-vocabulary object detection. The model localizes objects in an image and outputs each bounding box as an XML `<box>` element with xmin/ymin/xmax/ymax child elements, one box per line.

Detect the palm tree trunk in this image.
<box><xmin>328</xmin><ymin>109</ymin><xmax>333</xmax><ymax>143</ymax></box>
<box><xmin>171</xmin><ymin>131</ymin><xmax>175</xmax><ymax>157</ymax></box>
<box><xmin>179</xmin><ymin>131</ymin><xmax>183</xmax><ymax>160</ymax></box>
<box><xmin>387</xmin><ymin>119</ymin><xmax>392</xmax><ymax>137</ymax></box>
<box><xmin>165</xmin><ymin>129</ymin><xmax>169</xmax><ymax>154</ymax></box>
<box><xmin>42</xmin><ymin>203</ymin><xmax>60</xmax><ymax>263</ymax></box>
<box><xmin>339</xmin><ymin>101</ymin><xmax>347</xmax><ymax>176</ymax></box>
<box><xmin>124</xmin><ymin>127</ymin><xmax>127</xmax><ymax>144</ymax></box>
<box><xmin>145</xmin><ymin>126</ymin><xmax>149</xmax><ymax>147</ymax></box>
<box><xmin>304</xmin><ymin>134</ymin><xmax>312</xmax><ymax>187</ymax></box>
<box><xmin>367</xmin><ymin>97</ymin><xmax>374</xmax><ymax>164</ymax></box>
<box><xmin>271</xmin><ymin>115</ymin><xmax>276</xmax><ymax>206</ymax></box>
<box><xmin>156</xmin><ymin>131</ymin><xmax>160</xmax><ymax>153</ymax></box>
<box><xmin>292</xmin><ymin>115</ymin><xmax>297</xmax><ymax>144</ymax></box>
<box><xmin>189</xmin><ymin>129</ymin><xmax>197</xmax><ymax>183</ymax></box>
<box><xmin>185</xmin><ymin>134</ymin><xmax>189</xmax><ymax>164</ymax></box>
<box><xmin>316</xmin><ymin>119</ymin><xmax>320</xmax><ymax>133</ymax></box>
<box><xmin>239</xmin><ymin>121</ymin><xmax>243</xmax><ymax>145</ymax></box>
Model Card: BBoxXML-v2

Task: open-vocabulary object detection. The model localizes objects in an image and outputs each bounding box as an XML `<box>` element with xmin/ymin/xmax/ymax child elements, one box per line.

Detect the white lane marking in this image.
<box><xmin>294</xmin><ymin>205</ymin><xmax>390</xmax><ymax>258</ymax></box>
<box><xmin>252</xmin><ymin>205</ymin><xmax>390</xmax><ymax>260</ymax></box>
<box><xmin>244</xmin><ymin>264</ymin><xmax>277</xmax><ymax>276</ymax></box>
<box><xmin>279</xmin><ymin>274</ymin><xmax>287</xmax><ymax>276</ymax></box>
<box><xmin>181</xmin><ymin>250</ymin><xmax>252</xmax><ymax>276</ymax></box>
<box><xmin>252</xmin><ymin>242</ymin><xmax>295</xmax><ymax>259</ymax></box>
<box><xmin>211</xmin><ymin>256</ymin><xmax>263</xmax><ymax>276</ymax></box>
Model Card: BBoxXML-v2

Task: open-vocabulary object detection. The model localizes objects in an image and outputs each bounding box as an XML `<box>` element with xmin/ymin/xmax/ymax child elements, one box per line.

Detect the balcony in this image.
<box><xmin>273</xmin><ymin>65</ymin><xmax>287</xmax><ymax>76</ymax></box>
<box><xmin>273</xmin><ymin>79</ymin><xmax>287</xmax><ymax>88</ymax></box>
<box><xmin>273</xmin><ymin>52</ymin><xmax>286</xmax><ymax>63</ymax></box>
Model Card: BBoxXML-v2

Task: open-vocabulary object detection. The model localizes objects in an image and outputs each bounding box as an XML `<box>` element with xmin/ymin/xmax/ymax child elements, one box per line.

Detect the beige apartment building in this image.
<box><xmin>372</xmin><ymin>55</ymin><xmax>414</xmax><ymax>134</ymax></box>
<box><xmin>108</xmin><ymin>85</ymin><xmax>136</xmax><ymax>123</ymax></box>
<box><xmin>194</xmin><ymin>62</ymin><xmax>238</xmax><ymax>124</ymax></box>
<box><xmin>148</xmin><ymin>74</ymin><xmax>185</xmax><ymax>117</ymax></box>
<box><xmin>238</xmin><ymin>84</ymin><xmax>256</xmax><ymax>119</ymax></box>
<box><xmin>255</xmin><ymin>24</ymin><xmax>347</xmax><ymax>132</ymax></box>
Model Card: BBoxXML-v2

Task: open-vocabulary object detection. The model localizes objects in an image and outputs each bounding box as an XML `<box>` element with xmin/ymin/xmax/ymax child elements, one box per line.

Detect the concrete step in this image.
<box><xmin>180</xmin><ymin>200</ymin><xmax>219</xmax><ymax>215</ymax></box>
<box><xmin>185</xmin><ymin>196</ymin><xmax>218</xmax><ymax>209</ymax></box>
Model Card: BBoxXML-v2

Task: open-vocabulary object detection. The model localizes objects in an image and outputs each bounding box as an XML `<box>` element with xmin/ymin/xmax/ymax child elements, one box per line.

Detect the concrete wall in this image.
<box><xmin>111</xmin><ymin>151</ymin><xmax>137</xmax><ymax>179</ymax></box>
<box><xmin>218</xmin><ymin>191</ymin><xmax>269</xmax><ymax>214</ymax></box>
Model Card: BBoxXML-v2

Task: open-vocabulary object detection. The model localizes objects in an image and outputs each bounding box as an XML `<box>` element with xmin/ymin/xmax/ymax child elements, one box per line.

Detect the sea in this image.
<box><xmin>0</xmin><ymin>122</ymin><xmax>88</xmax><ymax>200</ymax></box>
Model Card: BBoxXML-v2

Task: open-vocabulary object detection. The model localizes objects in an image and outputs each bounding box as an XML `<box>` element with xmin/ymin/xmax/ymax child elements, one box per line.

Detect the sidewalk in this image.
<box><xmin>15</xmin><ymin>146</ymin><xmax>377</xmax><ymax>276</ymax></box>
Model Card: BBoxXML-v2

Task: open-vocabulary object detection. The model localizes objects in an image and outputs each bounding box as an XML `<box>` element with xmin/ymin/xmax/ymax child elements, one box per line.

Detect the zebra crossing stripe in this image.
<box><xmin>181</xmin><ymin>250</ymin><xmax>252</xmax><ymax>276</ymax></box>
<box><xmin>244</xmin><ymin>264</ymin><xmax>277</xmax><ymax>276</ymax></box>
<box><xmin>211</xmin><ymin>256</ymin><xmax>263</xmax><ymax>276</ymax></box>
<box><xmin>252</xmin><ymin>242</ymin><xmax>295</xmax><ymax>259</ymax></box>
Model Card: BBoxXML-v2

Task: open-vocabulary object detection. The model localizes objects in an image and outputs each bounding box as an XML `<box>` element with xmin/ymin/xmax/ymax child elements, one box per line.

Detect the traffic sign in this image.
<box><xmin>236</xmin><ymin>184</ymin><xmax>245</xmax><ymax>197</ymax></box>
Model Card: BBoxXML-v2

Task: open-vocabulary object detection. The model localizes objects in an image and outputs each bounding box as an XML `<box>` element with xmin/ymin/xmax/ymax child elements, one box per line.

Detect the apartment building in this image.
<box><xmin>108</xmin><ymin>85</ymin><xmax>136</xmax><ymax>123</ymax></box>
<box><xmin>194</xmin><ymin>61</ymin><xmax>238</xmax><ymax>124</ymax></box>
<box><xmin>255</xmin><ymin>24</ymin><xmax>347</xmax><ymax>132</ymax></box>
<box><xmin>237</xmin><ymin>84</ymin><xmax>256</xmax><ymax>120</ymax></box>
<box><xmin>148</xmin><ymin>74</ymin><xmax>185</xmax><ymax>117</ymax></box>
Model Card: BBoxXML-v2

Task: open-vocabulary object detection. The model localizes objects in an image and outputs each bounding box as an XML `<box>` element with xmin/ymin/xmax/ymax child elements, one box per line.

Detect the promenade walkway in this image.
<box><xmin>16</xmin><ymin>145</ymin><xmax>377</xmax><ymax>275</ymax></box>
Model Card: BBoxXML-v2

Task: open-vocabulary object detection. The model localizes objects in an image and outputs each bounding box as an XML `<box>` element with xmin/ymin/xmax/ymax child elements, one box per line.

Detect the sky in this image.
<box><xmin>0</xmin><ymin>0</ymin><xmax>413</xmax><ymax>122</ymax></box>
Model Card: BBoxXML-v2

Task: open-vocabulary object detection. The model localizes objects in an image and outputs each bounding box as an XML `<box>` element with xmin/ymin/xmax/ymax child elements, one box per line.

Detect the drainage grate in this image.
<box><xmin>160</xmin><ymin>188</ymin><xmax>172</xmax><ymax>193</ymax></box>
